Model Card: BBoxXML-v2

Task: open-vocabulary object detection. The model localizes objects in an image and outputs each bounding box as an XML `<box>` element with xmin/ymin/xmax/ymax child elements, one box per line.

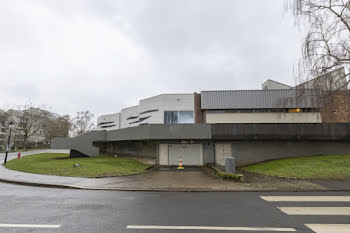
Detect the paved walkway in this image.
<box><xmin>0</xmin><ymin>150</ymin><xmax>347</xmax><ymax>191</ymax></box>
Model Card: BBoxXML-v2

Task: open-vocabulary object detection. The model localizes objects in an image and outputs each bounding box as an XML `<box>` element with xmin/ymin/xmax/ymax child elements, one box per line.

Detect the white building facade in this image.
<box><xmin>97</xmin><ymin>94</ymin><xmax>195</xmax><ymax>131</ymax></box>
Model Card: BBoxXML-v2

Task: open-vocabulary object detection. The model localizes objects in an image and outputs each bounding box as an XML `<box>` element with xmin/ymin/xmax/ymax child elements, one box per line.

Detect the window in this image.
<box><xmin>101</xmin><ymin>124</ymin><xmax>116</xmax><ymax>128</ymax></box>
<box><xmin>98</xmin><ymin>121</ymin><xmax>115</xmax><ymax>126</ymax></box>
<box><xmin>164</xmin><ymin>111</ymin><xmax>178</xmax><ymax>124</ymax></box>
<box><xmin>164</xmin><ymin>111</ymin><xmax>194</xmax><ymax>124</ymax></box>
<box><xmin>179</xmin><ymin>111</ymin><xmax>194</xmax><ymax>123</ymax></box>
<box><xmin>288</xmin><ymin>108</ymin><xmax>302</xmax><ymax>113</ymax></box>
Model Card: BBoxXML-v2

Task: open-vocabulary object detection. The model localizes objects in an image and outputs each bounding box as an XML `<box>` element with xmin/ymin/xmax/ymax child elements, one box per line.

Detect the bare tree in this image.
<box><xmin>6</xmin><ymin>104</ymin><xmax>51</xmax><ymax>149</ymax></box>
<box><xmin>287</xmin><ymin>0</ymin><xmax>350</xmax><ymax>122</ymax></box>
<box><xmin>71</xmin><ymin>110</ymin><xmax>94</xmax><ymax>136</ymax></box>
<box><xmin>288</xmin><ymin>0</ymin><xmax>350</xmax><ymax>89</ymax></box>
<box><xmin>45</xmin><ymin>114</ymin><xmax>72</xmax><ymax>140</ymax></box>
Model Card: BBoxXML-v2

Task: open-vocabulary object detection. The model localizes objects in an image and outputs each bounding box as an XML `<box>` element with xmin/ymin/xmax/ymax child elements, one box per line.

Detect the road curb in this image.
<box><xmin>1</xmin><ymin>177</ymin><xmax>350</xmax><ymax>192</ymax></box>
<box><xmin>0</xmin><ymin>177</ymin><xmax>77</xmax><ymax>190</ymax></box>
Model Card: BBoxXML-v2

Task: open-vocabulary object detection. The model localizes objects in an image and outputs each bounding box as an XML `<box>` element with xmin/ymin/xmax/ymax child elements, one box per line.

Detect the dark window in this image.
<box><xmin>139</xmin><ymin>109</ymin><xmax>158</xmax><ymax>115</ymax></box>
<box><xmin>164</xmin><ymin>111</ymin><xmax>194</xmax><ymax>124</ymax></box>
<box><xmin>98</xmin><ymin>121</ymin><xmax>114</xmax><ymax>126</ymax></box>
<box><xmin>129</xmin><ymin>116</ymin><xmax>151</xmax><ymax>125</ymax></box>
<box><xmin>101</xmin><ymin>125</ymin><xmax>116</xmax><ymax>128</ymax></box>
<box><xmin>126</xmin><ymin>116</ymin><xmax>138</xmax><ymax>120</ymax></box>
<box><xmin>164</xmin><ymin>111</ymin><xmax>178</xmax><ymax>124</ymax></box>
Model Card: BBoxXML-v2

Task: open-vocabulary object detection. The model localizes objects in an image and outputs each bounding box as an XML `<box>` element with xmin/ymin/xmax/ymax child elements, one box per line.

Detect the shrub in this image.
<box><xmin>208</xmin><ymin>164</ymin><xmax>245</xmax><ymax>182</ymax></box>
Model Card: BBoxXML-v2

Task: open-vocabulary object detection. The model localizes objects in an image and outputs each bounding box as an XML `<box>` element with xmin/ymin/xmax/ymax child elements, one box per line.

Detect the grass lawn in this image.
<box><xmin>4</xmin><ymin>153</ymin><xmax>151</xmax><ymax>177</ymax></box>
<box><xmin>241</xmin><ymin>155</ymin><xmax>350</xmax><ymax>179</ymax></box>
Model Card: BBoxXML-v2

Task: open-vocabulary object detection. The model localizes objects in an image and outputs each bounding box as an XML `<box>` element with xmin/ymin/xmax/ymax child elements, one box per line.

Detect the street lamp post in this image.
<box><xmin>4</xmin><ymin>122</ymin><xmax>14</xmax><ymax>164</ymax></box>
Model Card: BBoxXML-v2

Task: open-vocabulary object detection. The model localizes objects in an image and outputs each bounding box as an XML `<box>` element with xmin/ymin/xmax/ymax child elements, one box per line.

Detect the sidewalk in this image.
<box><xmin>0</xmin><ymin>150</ymin><xmax>348</xmax><ymax>191</ymax></box>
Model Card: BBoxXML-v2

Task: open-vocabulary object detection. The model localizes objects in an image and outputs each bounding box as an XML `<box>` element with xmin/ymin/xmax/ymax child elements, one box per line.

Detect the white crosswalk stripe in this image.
<box><xmin>260</xmin><ymin>196</ymin><xmax>350</xmax><ymax>202</ymax></box>
<box><xmin>305</xmin><ymin>224</ymin><xmax>350</xmax><ymax>233</ymax></box>
<box><xmin>0</xmin><ymin>224</ymin><xmax>61</xmax><ymax>228</ymax></box>
<box><xmin>278</xmin><ymin>207</ymin><xmax>350</xmax><ymax>215</ymax></box>
<box><xmin>127</xmin><ymin>225</ymin><xmax>296</xmax><ymax>231</ymax></box>
<box><xmin>260</xmin><ymin>195</ymin><xmax>350</xmax><ymax>232</ymax></box>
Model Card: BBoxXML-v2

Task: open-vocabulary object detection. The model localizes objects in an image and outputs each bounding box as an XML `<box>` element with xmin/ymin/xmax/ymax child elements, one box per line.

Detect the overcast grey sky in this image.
<box><xmin>0</xmin><ymin>0</ymin><xmax>304</xmax><ymax>117</ymax></box>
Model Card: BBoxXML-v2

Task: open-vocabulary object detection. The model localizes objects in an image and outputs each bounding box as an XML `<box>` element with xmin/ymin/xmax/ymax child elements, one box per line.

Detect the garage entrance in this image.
<box><xmin>161</xmin><ymin>144</ymin><xmax>202</xmax><ymax>166</ymax></box>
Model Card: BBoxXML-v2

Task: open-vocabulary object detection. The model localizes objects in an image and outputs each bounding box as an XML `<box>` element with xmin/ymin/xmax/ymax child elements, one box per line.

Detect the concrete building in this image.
<box><xmin>295</xmin><ymin>67</ymin><xmax>348</xmax><ymax>91</ymax></box>
<box><xmin>97</xmin><ymin>86</ymin><xmax>322</xmax><ymax>130</ymax></box>
<box><xmin>52</xmin><ymin>70</ymin><xmax>350</xmax><ymax>167</ymax></box>
<box><xmin>200</xmin><ymin>89</ymin><xmax>321</xmax><ymax>124</ymax></box>
<box><xmin>0</xmin><ymin>110</ymin><xmax>9</xmax><ymax>148</ymax></box>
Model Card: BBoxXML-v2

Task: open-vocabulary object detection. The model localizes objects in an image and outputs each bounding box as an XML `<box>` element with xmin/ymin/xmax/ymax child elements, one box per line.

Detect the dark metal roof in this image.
<box><xmin>201</xmin><ymin>89</ymin><xmax>320</xmax><ymax>109</ymax></box>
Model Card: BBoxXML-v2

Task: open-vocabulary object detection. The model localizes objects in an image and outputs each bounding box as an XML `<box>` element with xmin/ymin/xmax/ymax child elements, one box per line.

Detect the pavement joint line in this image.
<box><xmin>261</xmin><ymin>196</ymin><xmax>350</xmax><ymax>202</ymax></box>
<box><xmin>278</xmin><ymin>207</ymin><xmax>350</xmax><ymax>215</ymax></box>
<box><xmin>0</xmin><ymin>224</ymin><xmax>61</xmax><ymax>228</ymax></box>
<box><xmin>126</xmin><ymin>225</ymin><xmax>296</xmax><ymax>231</ymax></box>
<box><xmin>305</xmin><ymin>224</ymin><xmax>350</xmax><ymax>233</ymax></box>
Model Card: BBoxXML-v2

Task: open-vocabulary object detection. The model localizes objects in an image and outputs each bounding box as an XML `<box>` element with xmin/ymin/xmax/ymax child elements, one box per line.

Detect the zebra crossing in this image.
<box><xmin>260</xmin><ymin>195</ymin><xmax>350</xmax><ymax>233</ymax></box>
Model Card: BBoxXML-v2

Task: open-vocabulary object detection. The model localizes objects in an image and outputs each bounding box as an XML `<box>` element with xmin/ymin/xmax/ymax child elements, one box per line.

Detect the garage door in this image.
<box><xmin>215</xmin><ymin>143</ymin><xmax>232</xmax><ymax>166</ymax></box>
<box><xmin>168</xmin><ymin>144</ymin><xmax>202</xmax><ymax>166</ymax></box>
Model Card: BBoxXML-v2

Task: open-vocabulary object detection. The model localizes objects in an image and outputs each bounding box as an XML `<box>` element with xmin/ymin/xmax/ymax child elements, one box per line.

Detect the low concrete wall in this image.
<box><xmin>230</xmin><ymin>141</ymin><xmax>350</xmax><ymax>167</ymax></box>
<box><xmin>212</xmin><ymin>123</ymin><xmax>350</xmax><ymax>141</ymax></box>
<box><xmin>106</xmin><ymin>124</ymin><xmax>212</xmax><ymax>141</ymax></box>
<box><xmin>51</xmin><ymin>131</ymin><xmax>105</xmax><ymax>157</ymax></box>
<box><xmin>51</xmin><ymin>124</ymin><xmax>350</xmax><ymax>164</ymax></box>
<box><xmin>106</xmin><ymin>141</ymin><xmax>157</xmax><ymax>158</ymax></box>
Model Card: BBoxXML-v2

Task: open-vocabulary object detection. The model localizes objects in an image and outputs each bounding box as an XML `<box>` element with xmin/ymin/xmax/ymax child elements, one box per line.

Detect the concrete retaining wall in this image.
<box><xmin>106</xmin><ymin>141</ymin><xmax>157</xmax><ymax>158</ymax></box>
<box><xmin>202</xmin><ymin>142</ymin><xmax>215</xmax><ymax>164</ymax></box>
<box><xmin>51</xmin><ymin>124</ymin><xmax>350</xmax><ymax>165</ymax></box>
<box><xmin>230</xmin><ymin>141</ymin><xmax>350</xmax><ymax>166</ymax></box>
<box><xmin>212</xmin><ymin>123</ymin><xmax>350</xmax><ymax>141</ymax></box>
<box><xmin>51</xmin><ymin>130</ymin><xmax>105</xmax><ymax>157</ymax></box>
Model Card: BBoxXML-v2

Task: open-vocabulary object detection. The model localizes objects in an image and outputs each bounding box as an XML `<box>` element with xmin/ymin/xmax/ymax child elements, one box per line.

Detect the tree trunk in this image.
<box><xmin>23</xmin><ymin>134</ymin><xmax>28</xmax><ymax>149</ymax></box>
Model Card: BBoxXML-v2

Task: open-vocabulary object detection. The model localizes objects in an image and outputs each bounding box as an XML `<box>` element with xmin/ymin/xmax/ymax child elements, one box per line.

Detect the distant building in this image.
<box><xmin>0</xmin><ymin>108</ymin><xmax>60</xmax><ymax>148</ymax></box>
<box><xmin>261</xmin><ymin>79</ymin><xmax>291</xmax><ymax>90</ymax></box>
<box><xmin>0</xmin><ymin>110</ymin><xmax>9</xmax><ymax>148</ymax></box>
<box><xmin>295</xmin><ymin>67</ymin><xmax>348</xmax><ymax>91</ymax></box>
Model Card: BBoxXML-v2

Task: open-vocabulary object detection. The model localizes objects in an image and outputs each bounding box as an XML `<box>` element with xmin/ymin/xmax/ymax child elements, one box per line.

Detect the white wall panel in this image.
<box><xmin>120</xmin><ymin>106</ymin><xmax>139</xmax><ymax>128</ymax></box>
<box><xmin>138</xmin><ymin>94</ymin><xmax>195</xmax><ymax>125</ymax></box>
<box><xmin>215</xmin><ymin>143</ymin><xmax>232</xmax><ymax>166</ymax></box>
<box><xmin>97</xmin><ymin>93</ymin><xmax>195</xmax><ymax>130</ymax></box>
<box><xmin>206</xmin><ymin>112</ymin><xmax>322</xmax><ymax>123</ymax></box>
<box><xmin>158</xmin><ymin>144</ymin><xmax>169</xmax><ymax>165</ymax></box>
<box><xmin>168</xmin><ymin>144</ymin><xmax>202</xmax><ymax>166</ymax></box>
<box><xmin>96</xmin><ymin>113</ymin><xmax>120</xmax><ymax>131</ymax></box>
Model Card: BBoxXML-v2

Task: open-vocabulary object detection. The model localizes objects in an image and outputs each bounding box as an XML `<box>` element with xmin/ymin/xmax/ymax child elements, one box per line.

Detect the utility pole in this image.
<box><xmin>4</xmin><ymin>122</ymin><xmax>14</xmax><ymax>164</ymax></box>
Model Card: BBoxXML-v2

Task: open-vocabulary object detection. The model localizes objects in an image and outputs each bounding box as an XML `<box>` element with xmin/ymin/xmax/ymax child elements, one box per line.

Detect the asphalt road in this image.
<box><xmin>0</xmin><ymin>183</ymin><xmax>350</xmax><ymax>232</ymax></box>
